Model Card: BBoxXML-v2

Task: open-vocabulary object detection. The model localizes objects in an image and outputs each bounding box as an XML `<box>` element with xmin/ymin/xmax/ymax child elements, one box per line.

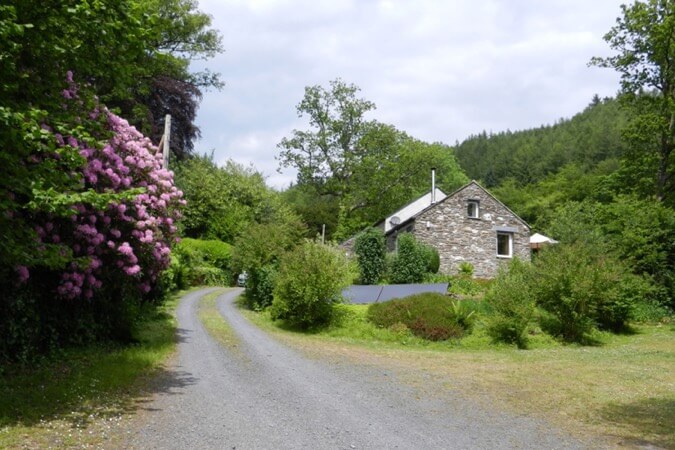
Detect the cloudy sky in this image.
<box><xmin>190</xmin><ymin>0</ymin><xmax>625</xmax><ymax>189</ymax></box>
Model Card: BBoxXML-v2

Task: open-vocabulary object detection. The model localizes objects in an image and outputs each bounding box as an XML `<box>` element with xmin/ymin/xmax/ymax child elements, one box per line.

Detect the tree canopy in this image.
<box><xmin>279</xmin><ymin>79</ymin><xmax>467</xmax><ymax>240</ymax></box>
<box><xmin>0</xmin><ymin>0</ymin><xmax>222</xmax><ymax>161</ymax></box>
<box><xmin>591</xmin><ymin>0</ymin><xmax>675</xmax><ymax>204</ymax></box>
<box><xmin>174</xmin><ymin>153</ymin><xmax>301</xmax><ymax>243</ymax></box>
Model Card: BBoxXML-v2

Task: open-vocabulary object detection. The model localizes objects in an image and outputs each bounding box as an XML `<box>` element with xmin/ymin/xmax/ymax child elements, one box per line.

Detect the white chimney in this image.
<box><xmin>431</xmin><ymin>167</ymin><xmax>436</xmax><ymax>204</ymax></box>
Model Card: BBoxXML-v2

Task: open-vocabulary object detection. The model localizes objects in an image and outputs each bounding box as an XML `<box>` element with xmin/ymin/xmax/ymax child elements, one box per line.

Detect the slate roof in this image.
<box><xmin>385</xmin><ymin>180</ymin><xmax>531</xmax><ymax>235</ymax></box>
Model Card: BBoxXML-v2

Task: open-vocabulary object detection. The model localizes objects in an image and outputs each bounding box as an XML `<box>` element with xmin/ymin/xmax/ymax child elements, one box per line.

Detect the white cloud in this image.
<box><xmin>192</xmin><ymin>0</ymin><xmax>624</xmax><ymax>189</ymax></box>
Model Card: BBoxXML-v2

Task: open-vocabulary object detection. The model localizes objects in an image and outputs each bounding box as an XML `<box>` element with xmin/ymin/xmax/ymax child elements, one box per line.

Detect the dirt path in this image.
<box><xmin>123</xmin><ymin>288</ymin><xmax>596</xmax><ymax>449</ymax></box>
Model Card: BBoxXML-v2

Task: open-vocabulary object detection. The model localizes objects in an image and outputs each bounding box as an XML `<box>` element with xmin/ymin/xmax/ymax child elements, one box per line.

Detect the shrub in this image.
<box><xmin>187</xmin><ymin>266</ymin><xmax>229</xmax><ymax>286</ymax></box>
<box><xmin>423</xmin><ymin>244</ymin><xmax>440</xmax><ymax>274</ymax></box>
<box><xmin>176</xmin><ymin>238</ymin><xmax>232</xmax><ymax>271</ymax></box>
<box><xmin>484</xmin><ymin>258</ymin><xmax>536</xmax><ymax>348</ymax></box>
<box><xmin>367</xmin><ymin>292</ymin><xmax>472</xmax><ymax>341</ymax></box>
<box><xmin>449</xmin><ymin>275</ymin><xmax>491</xmax><ymax>298</ymax></box>
<box><xmin>245</xmin><ymin>264</ymin><xmax>277</xmax><ymax>310</ymax></box>
<box><xmin>270</xmin><ymin>241</ymin><xmax>355</xmax><ymax>328</ymax></box>
<box><xmin>174</xmin><ymin>238</ymin><xmax>233</xmax><ymax>287</ymax></box>
<box><xmin>157</xmin><ymin>254</ymin><xmax>182</xmax><ymax>292</ymax></box>
<box><xmin>231</xmin><ymin>221</ymin><xmax>305</xmax><ymax>307</ymax></box>
<box><xmin>450</xmin><ymin>299</ymin><xmax>476</xmax><ymax>331</ymax></box>
<box><xmin>596</xmin><ymin>272</ymin><xmax>652</xmax><ymax>331</ymax></box>
<box><xmin>458</xmin><ymin>262</ymin><xmax>474</xmax><ymax>277</ymax></box>
<box><xmin>0</xmin><ymin>79</ymin><xmax>184</xmax><ymax>361</ymax></box>
<box><xmin>389</xmin><ymin>233</ymin><xmax>428</xmax><ymax>284</ymax></box>
<box><xmin>423</xmin><ymin>272</ymin><xmax>454</xmax><ymax>284</ymax></box>
<box><xmin>354</xmin><ymin>227</ymin><xmax>386</xmax><ymax>284</ymax></box>
<box><xmin>40</xmin><ymin>106</ymin><xmax>183</xmax><ymax>301</ymax></box>
<box><xmin>531</xmin><ymin>244</ymin><xmax>641</xmax><ymax>341</ymax></box>
<box><xmin>547</xmin><ymin>196</ymin><xmax>675</xmax><ymax>311</ymax></box>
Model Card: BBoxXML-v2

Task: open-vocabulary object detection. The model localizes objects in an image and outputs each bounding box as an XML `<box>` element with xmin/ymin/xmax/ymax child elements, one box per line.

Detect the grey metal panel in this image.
<box><xmin>341</xmin><ymin>283</ymin><xmax>449</xmax><ymax>304</ymax></box>
<box><xmin>341</xmin><ymin>285</ymin><xmax>383</xmax><ymax>304</ymax></box>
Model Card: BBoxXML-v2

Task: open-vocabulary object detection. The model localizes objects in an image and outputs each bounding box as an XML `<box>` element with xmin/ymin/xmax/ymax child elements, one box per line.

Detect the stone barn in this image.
<box><xmin>378</xmin><ymin>180</ymin><xmax>530</xmax><ymax>279</ymax></box>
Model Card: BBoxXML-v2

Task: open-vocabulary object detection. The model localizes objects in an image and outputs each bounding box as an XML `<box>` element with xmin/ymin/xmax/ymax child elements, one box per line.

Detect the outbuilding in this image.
<box><xmin>378</xmin><ymin>180</ymin><xmax>531</xmax><ymax>278</ymax></box>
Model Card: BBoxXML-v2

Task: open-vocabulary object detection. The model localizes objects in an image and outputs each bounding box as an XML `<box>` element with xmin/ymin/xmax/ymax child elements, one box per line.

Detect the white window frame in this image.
<box><xmin>496</xmin><ymin>232</ymin><xmax>513</xmax><ymax>258</ymax></box>
<box><xmin>467</xmin><ymin>200</ymin><xmax>480</xmax><ymax>219</ymax></box>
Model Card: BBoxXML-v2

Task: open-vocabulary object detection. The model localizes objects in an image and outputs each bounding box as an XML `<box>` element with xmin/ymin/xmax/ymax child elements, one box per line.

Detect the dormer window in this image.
<box><xmin>467</xmin><ymin>200</ymin><xmax>480</xmax><ymax>219</ymax></box>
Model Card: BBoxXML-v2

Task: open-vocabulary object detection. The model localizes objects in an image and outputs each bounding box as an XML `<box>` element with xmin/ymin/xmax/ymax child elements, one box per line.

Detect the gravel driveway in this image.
<box><xmin>124</xmin><ymin>287</ymin><xmax>594</xmax><ymax>449</ymax></box>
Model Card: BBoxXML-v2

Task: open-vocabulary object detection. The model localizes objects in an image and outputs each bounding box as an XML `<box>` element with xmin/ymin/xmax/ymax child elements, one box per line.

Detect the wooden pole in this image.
<box><xmin>162</xmin><ymin>114</ymin><xmax>171</xmax><ymax>169</ymax></box>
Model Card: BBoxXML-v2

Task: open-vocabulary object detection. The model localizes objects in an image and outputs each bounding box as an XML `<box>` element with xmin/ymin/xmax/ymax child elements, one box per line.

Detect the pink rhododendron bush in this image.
<box><xmin>1</xmin><ymin>76</ymin><xmax>185</xmax><ymax>360</ymax></box>
<box><xmin>42</xmin><ymin>111</ymin><xmax>184</xmax><ymax>301</ymax></box>
<box><xmin>28</xmin><ymin>76</ymin><xmax>184</xmax><ymax>302</ymax></box>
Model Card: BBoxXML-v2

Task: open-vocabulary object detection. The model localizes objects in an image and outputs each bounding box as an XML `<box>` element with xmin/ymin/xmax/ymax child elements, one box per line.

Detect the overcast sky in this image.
<box><xmin>190</xmin><ymin>0</ymin><xmax>625</xmax><ymax>189</ymax></box>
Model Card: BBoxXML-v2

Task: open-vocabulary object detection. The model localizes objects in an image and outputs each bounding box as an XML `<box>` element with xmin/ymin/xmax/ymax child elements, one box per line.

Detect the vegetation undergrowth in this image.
<box><xmin>367</xmin><ymin>293</ymin><xmax>474</xmax><ymax>341</ymax></box>
<box><xmin>172</xmin><ymin>238</ymin><xmax>233</xmax><ymax>288</ymax></box>
<box><xmin>0</xmin><ymin>288</ymin><xmax>190</xmax><ymax>449</ymax></box>
<box><xmin>197</xmin><ymin>288</ymin><xmax>240</xmax><ymax>351</ymax></box>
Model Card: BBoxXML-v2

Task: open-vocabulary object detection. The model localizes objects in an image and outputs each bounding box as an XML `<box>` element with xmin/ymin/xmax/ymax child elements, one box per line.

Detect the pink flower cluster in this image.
<box><xmin>27</xmin><ymin>82</ymin><xmax>185</xmax><ymax>299</ymax></box>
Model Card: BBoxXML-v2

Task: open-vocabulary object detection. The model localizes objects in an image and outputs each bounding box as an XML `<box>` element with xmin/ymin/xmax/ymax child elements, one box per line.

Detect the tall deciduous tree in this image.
<box><xmin>591</xmin><ymin>0</ymin><xmax>675</xmax><ymax>204</ymax></box>
<box><xmin>1</xmin><ymin>0</ymin><xmax>222</xmax><ymax>161</ymax></box>
<box><xmin>343</xmin><ymin>124</ymin><xmax>467</xmax><ymax>236</ymax></box>
<box><xmin>131</xmin><ymin>0</ymin><xmax>223</xmax><ymax>160</ymax></box>
<box><xmin>278</xmin><ymin>78</ymin><xmax>376</xmax><ymax>191</ymax></box>
<box><xmin>278</xmin><ymin>79</ymin><xmax>467</xmax><ymax>239</ymax></box>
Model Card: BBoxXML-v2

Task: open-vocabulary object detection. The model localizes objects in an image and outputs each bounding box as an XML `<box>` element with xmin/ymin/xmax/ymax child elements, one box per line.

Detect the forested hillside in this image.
<box><xmin>455</xmin><ymin>96</ymin><xmax>626</xmax><ymax>187</ymax></box>
<box><xmin>451</xmin><ymin>93</ymin><xmax>673</xmax><ymax>311</ymax></box>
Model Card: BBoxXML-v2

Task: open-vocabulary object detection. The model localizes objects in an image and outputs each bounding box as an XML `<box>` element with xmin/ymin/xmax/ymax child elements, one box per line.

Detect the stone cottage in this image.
<box><xmin>379</xmin><ymin>180</ymin><xmax>530</xmax><ymax>278</ymax></box>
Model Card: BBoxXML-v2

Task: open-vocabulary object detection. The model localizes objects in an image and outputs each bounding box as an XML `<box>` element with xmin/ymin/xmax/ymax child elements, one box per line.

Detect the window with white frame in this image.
<box><xmin>496</xmin><ymin>232</ymin><xmax>513</xmax><ymax>258</ymax></box>
<box><xmin>467</xmin><ymin>200</ymin><xmax>480</xmax><ymax>218</ymax></box>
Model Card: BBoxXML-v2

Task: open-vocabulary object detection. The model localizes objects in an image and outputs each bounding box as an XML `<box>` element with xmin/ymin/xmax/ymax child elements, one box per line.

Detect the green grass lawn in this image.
<box><xmin>0</xmin><ymin>289</ymin><xmax>189</xmax><ymax>449</ymax></box>
<box><xmin>242</xmin><ymin>302</ymin><xmax>675</xmax><ymax>449</ymax></box>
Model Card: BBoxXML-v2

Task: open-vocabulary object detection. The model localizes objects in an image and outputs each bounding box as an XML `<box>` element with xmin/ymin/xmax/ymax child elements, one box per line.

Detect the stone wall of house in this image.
<box><xmin>339</xmin><ymin>222</ymin><xmax>387</xmax><ymax>256</ymax></box>
<box><xmin>412</xmin><ymin>182</ymin><xmax>530</xmax><ymax>278</ymax></box>
<box><xmin>339</xmin><ymin>235</ymin><xmax>357</xmax><ymax>256</ymax></box>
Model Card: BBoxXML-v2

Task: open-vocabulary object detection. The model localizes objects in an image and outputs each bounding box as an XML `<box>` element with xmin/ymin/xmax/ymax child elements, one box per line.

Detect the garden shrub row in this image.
<box><xmin>354</xmin><ymin>228</ymin><xmax>440</xmax><ymax>285</ymax></box>
<box><xmin>485</xmin><ymin>243</ymin><xmax>657</xmax><ymax>347</ymax></box>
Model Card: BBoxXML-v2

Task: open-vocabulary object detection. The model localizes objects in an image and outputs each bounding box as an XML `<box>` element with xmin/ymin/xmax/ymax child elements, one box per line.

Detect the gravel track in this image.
<box><xmin>125</xmin><ymin>288</ymin><xmax>594</xmax><ymax>449</ymax></box>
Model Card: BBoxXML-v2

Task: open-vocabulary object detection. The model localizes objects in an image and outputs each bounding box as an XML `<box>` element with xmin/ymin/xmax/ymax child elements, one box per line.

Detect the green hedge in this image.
<box><xmin>172</xmin><ymin>238</ymin><xmax>233</xmax><ymax>287</ymax></box>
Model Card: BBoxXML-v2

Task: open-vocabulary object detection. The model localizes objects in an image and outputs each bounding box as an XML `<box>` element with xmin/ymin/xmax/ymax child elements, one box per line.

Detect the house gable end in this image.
<box><xmin>410</xmin><ymin>180</ymin><xmax>531</xmax><ymax>278</ymax></box>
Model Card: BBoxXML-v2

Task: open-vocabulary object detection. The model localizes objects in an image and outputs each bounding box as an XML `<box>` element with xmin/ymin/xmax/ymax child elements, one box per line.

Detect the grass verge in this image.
<box><xmin>197</xmin><ymin>288</ymin><xmax>241</xmax><ymax>351</ymax></box>
<box><xmin>241</xmin><ymin>303</ymin><xmax>675</xmax><ymax>449</ymax></box>
<box><xmin>0</xmin><ymin>288</ymin><xmax>192</xmax><ymax>449</ymax></box>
